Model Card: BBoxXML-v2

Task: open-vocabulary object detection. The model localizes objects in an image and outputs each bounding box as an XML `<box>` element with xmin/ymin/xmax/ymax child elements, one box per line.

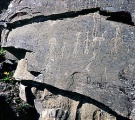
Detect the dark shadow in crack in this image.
<box><xmin>21</xmin><ymin>80</ymin><xmax>130</xmax><ymax>120</ymax></box>
<box><xmin>3</xmin><ymin>8</ymin><xmax>134</xmax><ymax>32</ymax></box>
<box><xmin>0</xmin><ymin>94</ymin><xmax>40</xmax><ymax>120</ymax></box>
<box><xmin>100</xmin><ymin>11</ymin><xmax>134</xmax><ymax>26</ymax></box>
<box><xmin>75</xmin><ymin>102</ymin><xmax>82</xmax><ymax>120</ymax></box>
<box><xmin>0</xmin><ymin>0</ymin><xmax>12</xmax><ymax>14</ymax></box>
<box><xmin>30</xmin><ymin>71</ymin><xmax>41</xmax><ymax>77</ymax></box>
<box><xmin>3</xmin><ymin>47</ymin><xmax>31</xmax><ymax>60</ymax></box>
<box><xmin>6</xmin><ymin>8</ymin><xmax>100</xmax><ymax>30</ymax></box>
<box><xmin>0</xmin><ymin>96</ymin><xmax>17</xmax><ymax>120</ymax></box>
<box><xmin>25</xmin><ymin>86</ymin><xmax>40</xmax><ymax>120</ymax></box>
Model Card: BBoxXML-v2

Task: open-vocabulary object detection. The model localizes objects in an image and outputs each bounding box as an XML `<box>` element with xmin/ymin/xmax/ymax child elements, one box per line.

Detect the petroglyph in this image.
<box><xmin>49</xmin><ymin>38</ymin><xmax>57</xmax><ymax>55</ymax></box>
<box><xmin>94</xmin><ymin>0</ymin><xmax>98</xmax><ymax>8</ymax></box>
<box><xmin>91</xmin><ymin>13</ymin><xmax>102</xmax><ymax>47</ymax></box>
<box><xmin>114</xmin><ymin>27</ymin><xmax>122</xmax><ymax>53</ymax></box>
<box><xmin>92</xmin><ymin>36</ymin><xmax>104</xmax><ymax>47</ymax></box>
<box><xmin>85</xmin><ymin>50</ymin><xmax>97</xmax><ymax>73</ymax></box>
<box><xmin>83</xmin><ymin>16</ymin><xmax>103</xmax><ymax>73</ymax></box>
<box><xmin>73</xmin><ymin>32</ymin><xmax>81</xmax><ymax>57</ymax></box>
<box><xmin>61</xmin><ymin>42</ymin><xmax>67</xmax><ymax>60</ymax></box>
<box><xmin>103</xmin><ymin>66</ymin><xmax>108</xmax><ymax>81</ymax></box>
<box><xmin>110</xmin><ymin>26</ymin><xmax>122</xmax><ymax>55</ymax></box>
<box><xmin>84</xmin><ymin>31</ymin><xmax>90</xmax><ymax>54</ymax></box>
<box><xmin>45</xmin><ymin>38</ymin><xmax>57</xmax><ymax>74</ymax></box>
<box><xmin>92</xmin><ymin>13</ymin><xmax>97</xmax><ymax>39</ymax></box>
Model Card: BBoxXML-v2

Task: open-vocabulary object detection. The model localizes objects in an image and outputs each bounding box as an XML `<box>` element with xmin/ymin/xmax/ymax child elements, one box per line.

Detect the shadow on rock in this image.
<box><xmin>0</xmin><ymin>96</ymin><xmax>17</xmax><ymax>120</ymax></box>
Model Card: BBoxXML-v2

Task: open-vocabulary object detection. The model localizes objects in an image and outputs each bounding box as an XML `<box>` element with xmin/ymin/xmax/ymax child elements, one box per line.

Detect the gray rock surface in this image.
<box><xmin>0</xmin><ymin>0</ymin><xmax>135</xmax><ymax>24</ymax></box>
<box><xmin>1</xmin><ymin>0</ymin><xmax>135</xmax><ymax>119</ymax></box>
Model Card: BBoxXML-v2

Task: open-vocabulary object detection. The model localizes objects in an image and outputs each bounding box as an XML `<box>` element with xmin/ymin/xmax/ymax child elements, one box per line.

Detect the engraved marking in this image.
<box><xmin>93</xmin><ymin>0</ymin><xmax>97</xmax><ymax>7</ymax></box>
<box><xmin>61</xmin><ymin>42</ymin><xmax>66</xmax><ymax>60</ymax></box>
<box><xmin>100</xmin><ymin>30</ymin><xmax>107</xmax><ymax>45</ymax></box>
<box><xmin>110</xmin><ymin>26</ymin><xmax>122</xmax><ymax>55</ymax></box>
<box><xmin>84</xmin><ymin>31</ymin><xmax>90</xmax><ymax>54</ymax></box>
<box><xmin>84</xmin><ymin>13</ymin><xmax>101</xmax><ymax>54</ymax></box>
<box><xmin>73</xmin><ymin>32</ymin><xmax>81</xmax><ymax>56</ymax></box>
<box><xmin>127</xmin><ymin>47</ymin><xmax>130</xmax><ymax>54</ymax></box>
<box><xmin>74</xmin><ymin>0</ymin><xmax>77</xmax><ymax>11</ymax></box>
<box><xmin>45</xmin><ymin>38</ymin><xmax>57</xmax><ymax>74</ymax></box>
<box><xmin>92</xmin><ymin>13</ymin><xmax>97</xmax><ymax>38</ymax></box>
<box><xmin>120</xmin><ymin>1</ymin><xmax>124</xmax><ymax>10</ymax></box>
<box><xmin>104</xmin><ymin>66</ymin><xmax>108</xmax><ymax>81</ymax></box>
<box><xmin>85</xmin><ymin>50</ymin><xmax>97</xmax><ymax>72</ymax></box>
<box><xmin>114</xmin><ymin>27</ymin><xmax>121</xmax><ymax>52</ymax></box>
<box><xmin>92</xmin><ymin>36</ymin><xmax>104</xmax><ymax>46</ymax></box>
<box><xmin>101</xmin><ymin>66</ymin><xmax>108</xmax><ymax>82</ymax></box>
<box><xmin>91</xmin><ymin>13</ymin><xmax>99</xmax><ymax>47</ymax></box>
<box><xmin>32</xmin><ymin>23</ymin><xmax>43</xmax><ymax>42</ymax></box>
<box><xmin>91</xmin><ymin>13</ymin><xmax>104</xmax><ymax>47</ymax></box>
<box><xmin>48</xmin><ymin>38</ymin><xmax>57</xmax><ymax>59</ymax></box>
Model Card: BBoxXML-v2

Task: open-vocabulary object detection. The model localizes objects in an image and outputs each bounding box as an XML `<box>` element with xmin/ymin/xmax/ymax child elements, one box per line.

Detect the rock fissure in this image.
<box><xmin>1</xmin><ymin>7</ymin><xmax>134</xmax><ymax>31</ymax></box>
<box><xmin>75</xmin><ymin>102</ymin><xmax>82</xmax><ymax>120</ymax></box>
<box><xmin>1</xmin><ymin>0</ymin><xmax>135</xmax><ymax>23</ymax></box>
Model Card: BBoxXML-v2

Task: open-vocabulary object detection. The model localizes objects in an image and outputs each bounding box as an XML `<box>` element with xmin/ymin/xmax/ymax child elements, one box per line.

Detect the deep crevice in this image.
<box><xmin>20</xmin><ymin>82</ymin><xmax>40</xmax><ymax>119</ymax></box>
<box><xmin>30</xmin><ymin>71</ymin><xmax>41</xmax><ymax>77</ymax></box>
<box><xmin>2</xmin><ymin>7</ymin><xmax>134</xmax><ymax>31</ymax></box>
<box><xmin>0</xmin><ymin>96</ymin><xmax>17</xmax><ymax>120</ymax></box>
<box><xmin>5</xmin><ymin>8</ymin><xmax>100</xmax><ymax>30</ymax></box>
<box><xmin>3</xmin><ymin>47</ymin><xmax>31</xmax><ymax>60</ymax></box>
<box><xmin>21</xmin><ymin>80</ymin><xmax>130</xmax><ymax>120</ymax></box>
<box><xmin>0</xmin><ymin>0</ymin><xmax>12</xmax><ymax>14</ymax></box>
<box><xmin>100</xmin><ymin>11</ymin><xmax>134</xmax><ymax>26</ymax></box>
<box><xmin>75</xmin><ymin>102</ymin><xmax>82</xmax><ymax>120</ymax></box>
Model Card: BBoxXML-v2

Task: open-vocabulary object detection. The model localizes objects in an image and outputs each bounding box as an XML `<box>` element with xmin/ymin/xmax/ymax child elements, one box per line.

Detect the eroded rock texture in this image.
<box><xmin>19</xmin><ymin>81</ymin><xmax>117</xmax><ymax>120</ymax></box>
<box><xmin>1</xmin><ymin>0</ymin><xmax>135</xmax><ymax>120</ymax></box>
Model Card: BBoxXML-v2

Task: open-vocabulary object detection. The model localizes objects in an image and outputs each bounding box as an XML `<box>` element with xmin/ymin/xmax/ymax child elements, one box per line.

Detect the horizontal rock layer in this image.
<box><xmin>0</xmin><ymin>0</ymin><xmax>135</xmax><ymax>24</ymax></box>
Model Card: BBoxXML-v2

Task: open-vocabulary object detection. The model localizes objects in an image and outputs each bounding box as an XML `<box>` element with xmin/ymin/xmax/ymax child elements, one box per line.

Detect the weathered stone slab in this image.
<box><xmin>2</xmin><ymin>12</ymin><xmax>135</xmax><ymax>118</ymax></box>
<box><xmin>29</xmin><ymin>82</ymin><xmax>117</xmax><ymax>120</ymax></box>
<box><xmin>1</xmin><ymin>0</ymin><xmax>135</xmax><ymax>24</ymax></box>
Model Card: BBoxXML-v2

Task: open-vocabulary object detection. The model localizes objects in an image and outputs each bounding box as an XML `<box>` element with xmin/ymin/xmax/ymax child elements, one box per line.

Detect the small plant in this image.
<box><xmin>16</xmin><ymin>103</ymin><xmax>32</xmax><ymax>111</ymax></box>
<box><xmin>3</xmin><ymin>71</ymin><xmax>13</xmax><ymax>81</ymax></box>
<box><xmin>5</xmin><ymin>97</ymin><xmax>12</xmax><ymax>103</ymax></box>
<box><xmin>0</xmin><ymin>48</ymin><xmax>5</xmax><ymax>56</ymax></box>
<box><xmin>20</xmin><ymin>103</ymin><xmax>31</xmax><ymax>109</ymax></box>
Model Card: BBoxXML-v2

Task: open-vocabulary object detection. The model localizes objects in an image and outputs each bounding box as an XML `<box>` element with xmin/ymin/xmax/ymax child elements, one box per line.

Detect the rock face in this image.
<box><xmin>20</xmin><ymin>81</ymin><xmax>117</xmax><ymax>120</ymax></box>
<box><xmin>1</xmin><ymin>0</ymin><xmax>135</xmax><ymax>120</ymax></box>
<box><xmin>0</xmin><ymin>0</ymin><xmax>135</xmax><ymax>24</ymax></box>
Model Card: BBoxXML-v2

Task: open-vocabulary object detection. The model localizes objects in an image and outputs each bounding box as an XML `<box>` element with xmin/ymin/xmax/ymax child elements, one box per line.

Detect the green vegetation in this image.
<box><xmin>3</xmin><ymin>71</ymin><xmax>13</xmax><ymax>81</ymax></box>
<box><xmin>0</xmin><ymin>48</ymin><xmax>14</xmax><ymax>81</ymax></box>
<box><xmin>16</xmin><ymin>103</ymin><xmax>33</xmax><ymax>111</ymax></box>
<box><xmin>0</xmin><ymin>48</ymin><xmax>5</xmax><ymax>56</ymax></box>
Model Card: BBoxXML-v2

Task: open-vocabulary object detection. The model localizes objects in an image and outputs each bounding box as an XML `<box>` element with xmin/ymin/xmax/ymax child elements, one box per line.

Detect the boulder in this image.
<box><xmin>1</xmin><ymin>0</ymin><xmax>135</xmax><ymax>119</ymax></box>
